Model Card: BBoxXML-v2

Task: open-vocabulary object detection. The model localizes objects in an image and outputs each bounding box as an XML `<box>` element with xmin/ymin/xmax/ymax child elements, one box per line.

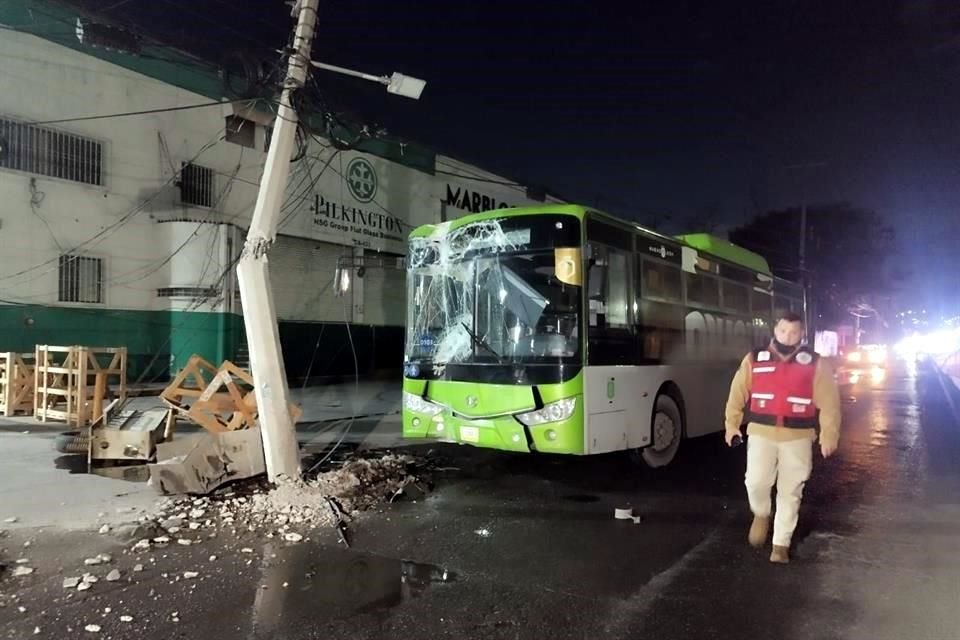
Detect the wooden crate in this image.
<box><xmin>161</xmin><ymin>354</ymin><xmax>300</xmax><ymax>433</ymax></box>
<box><xmin>0</xmin><ymin>352</ymin><xmax>36</xmax><ymax>416</ymax></box>
<box><xmin>34</xmin><ymin>345</ymin><xmax>128</xmax><ymax>427</ymax></box>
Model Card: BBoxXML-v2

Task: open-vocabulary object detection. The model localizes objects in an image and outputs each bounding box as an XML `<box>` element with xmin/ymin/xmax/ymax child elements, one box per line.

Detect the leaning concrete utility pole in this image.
<box><xmin>236</xmin><ymin>0</ymin><xmax>319</xmax><ymax>482</ymax></box>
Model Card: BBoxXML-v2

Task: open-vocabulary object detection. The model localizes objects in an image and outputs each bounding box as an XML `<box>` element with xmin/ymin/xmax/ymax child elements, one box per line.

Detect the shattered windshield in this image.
<box><xmin>405</xmin><ymin>215</ymin><xmax>582</xmax><ymax>377</ymax></box>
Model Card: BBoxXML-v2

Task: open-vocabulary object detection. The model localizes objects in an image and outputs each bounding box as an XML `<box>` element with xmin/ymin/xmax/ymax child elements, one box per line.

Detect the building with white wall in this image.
<box><xmin>0</xmin><ymin>1</ymin><xmax>563</xmax><ymax>381</ymax></box>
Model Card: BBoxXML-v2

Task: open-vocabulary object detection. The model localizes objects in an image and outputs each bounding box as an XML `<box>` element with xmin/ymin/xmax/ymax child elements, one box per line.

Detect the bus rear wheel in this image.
<box><xmin>638</xmin><ymin>394</ymin><xmax>683</xmax><ymax>468</ymax></box>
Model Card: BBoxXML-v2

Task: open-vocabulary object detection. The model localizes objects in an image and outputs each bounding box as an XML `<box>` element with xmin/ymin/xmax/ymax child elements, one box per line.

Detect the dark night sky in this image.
<box><xmin>72</xmin><ymin>0</ymin><xmax>960</xmax><ymax>309</ymax></box>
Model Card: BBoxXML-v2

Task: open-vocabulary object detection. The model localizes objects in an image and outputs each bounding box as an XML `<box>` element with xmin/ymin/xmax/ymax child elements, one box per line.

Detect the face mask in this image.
<box><xmin>772</xmin><ymin>339</ymin><xmax>796</xmax><ymax>355</ymax></box>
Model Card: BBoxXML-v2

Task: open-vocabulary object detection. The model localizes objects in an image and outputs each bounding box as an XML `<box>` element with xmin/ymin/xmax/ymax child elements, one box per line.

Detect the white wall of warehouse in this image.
<box><xmin>0</xmin><ymin>29</ymin><xmax>564</xmax><ymax>330</ymax></box>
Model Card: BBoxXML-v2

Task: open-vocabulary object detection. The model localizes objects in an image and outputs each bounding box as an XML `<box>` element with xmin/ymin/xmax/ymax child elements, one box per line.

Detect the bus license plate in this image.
<box><xmin>459</xmin><ymin>426</ymin><xmax>479</xmax><ymax>443</ymax></box>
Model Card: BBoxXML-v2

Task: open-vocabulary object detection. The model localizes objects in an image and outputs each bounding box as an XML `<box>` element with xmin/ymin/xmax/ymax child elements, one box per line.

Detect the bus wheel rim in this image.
<box><xmin>652</xmin><ymin>412</ymin><xmax>676</xmax><ymax>452</ymax></box>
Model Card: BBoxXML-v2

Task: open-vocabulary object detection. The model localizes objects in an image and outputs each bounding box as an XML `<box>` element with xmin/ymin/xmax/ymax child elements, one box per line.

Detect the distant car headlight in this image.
<box><xmin>403</xmin><ymin>392</ymin><xmax>442</xmax><ymax>416</ymax></box>
<box><xmin>516</xmin><ymin>398</ymin><xmax>576</xmax><ymax>426</ymax></box>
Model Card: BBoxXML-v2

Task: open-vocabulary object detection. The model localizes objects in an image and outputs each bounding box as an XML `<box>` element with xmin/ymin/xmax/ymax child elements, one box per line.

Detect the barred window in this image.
<box><xmin>58</xmin><ymin>255</ymin><xmax>103</xmax><ymax>304</ymax></box>
<box><xmin>0</xmin><ymin>116</ymin><xmax>103</xmax><ymax>185</ymax></box>
<box><xmin>179</xmin><ymin>162</ymin><xmax>215</xmax><ymax>207</ymax></box>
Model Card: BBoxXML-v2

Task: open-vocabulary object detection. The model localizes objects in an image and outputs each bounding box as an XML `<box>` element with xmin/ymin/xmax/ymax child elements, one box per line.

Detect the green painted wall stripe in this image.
<box><xmin>0</xmin><ymin>304</ymin><xmax>241</xmax><ymax>380</ymax></box>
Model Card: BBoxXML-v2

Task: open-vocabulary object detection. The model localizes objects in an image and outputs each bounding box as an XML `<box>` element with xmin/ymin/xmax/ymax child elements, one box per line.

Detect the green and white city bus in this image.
<box><xmin>401</xmin><ymin>204</ymin><xmax>804</xmax><ymax>467</ymax></box>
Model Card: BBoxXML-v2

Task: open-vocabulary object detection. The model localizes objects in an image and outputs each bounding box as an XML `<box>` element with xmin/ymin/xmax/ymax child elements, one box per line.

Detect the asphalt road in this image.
<box><xmin>3</xmin><ymin>360</ymin><xmax>959</xmax><ymax>640</ymax></box>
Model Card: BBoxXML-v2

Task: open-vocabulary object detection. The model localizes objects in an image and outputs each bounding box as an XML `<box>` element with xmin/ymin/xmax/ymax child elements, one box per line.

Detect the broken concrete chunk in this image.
<box><xmin>77</xmin><ymin>582</ymin><xmax>92</xmax><ymax>592</ymax></box>
<box><xmin>177</xmin><ymin>539</ymin><xmax>192</xmax><ymax>546</ymax></box>
<box><xmin>12</xmin><ymin>566</ymin><xmax>34</xmax><ymax>577</ymax></box>
<box><xmin>189</xmin><ymin>509</ymin><xmax>205</xmax><ymax>519</ymax></box>
<box><xmin>153</xmin><ymin>536</ymin><xmax>170</xmax><ymax>544</ymax></box>
<box><xmin>133</xmin><ymin>564</ymin><xmax>144</xmax><ymax>572</ymax></box>
<box><xmin>241</xmin><ymin>548</ymin><xmax>253</xmax><ymax>553</ymax></box>
<box><xmin>189</xmin><ymin>522</ymin><xmax>201</xmax><ymax>530</ymax></box>
<box><xmin>15</xmin><ymin>558</ymin><xmax>30</xmax><ymax>564</ymax></box>
<box><xmin>183</xmin><ymin>571</ymin><xmax>199</xmax><ymax>579</ymax></box>
<box><xmin>4</xmin><ymin>517</ymin><xmax>18</xmax><ymax>523</ymax></box>
<box><xmin>284</xmin><ymin>533</ymin><xmax>303</xmax><ymax>543</ymax></box>
<box><xmin>84</xmin><ymin>624</ymin><xmax>101</xmax><ymax>632</ymax></box>
<box><xmin>82</xmin><ymin>573</ymin><xmax>98</xmax><ymax>584</ymax></box>
<box><xmin>120</xmin><ymin>615</ymin><xmax>134</xmax><ymax>623</ymax></box>
<box><xmin>98</xmin><ymin>524</ymin><xmax>110</xmax><ymax>535</ymax></box>
<box><xmin>106</xmin><ymin>569</ymin><xmax>121</xmax><ymax>582</ymax></box>
<box><xmin>208</xmin><ymin>555</ymin><xmax>217</xmax><ymax>562</ymax></box>
<box><xmin>63</xmin><ymin>577</ymin><xmax>81</xmax><ymax>589</ymax></box>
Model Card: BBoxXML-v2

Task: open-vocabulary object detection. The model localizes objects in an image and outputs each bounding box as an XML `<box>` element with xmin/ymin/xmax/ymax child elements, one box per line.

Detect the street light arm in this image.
<box><xmin>309</xmin><ymin>60</ymin><xmax>427</xmax><ymax>100</ymax></box>
<box><xmin>309</xmin><ymin>60</ymin><xmax>389</xmax><ymax>86</ymax></box>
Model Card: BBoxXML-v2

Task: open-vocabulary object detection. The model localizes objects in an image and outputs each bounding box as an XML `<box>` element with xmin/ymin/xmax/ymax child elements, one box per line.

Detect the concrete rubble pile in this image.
<box><xmin>245</xmin><ymin>454</ymin><xmax>425</xmax><ymax>528</ymax></box>
<box><xmin>133</xmin><ymin>453</ymin><xmax>427</xmax><ymax>547</ymax></box>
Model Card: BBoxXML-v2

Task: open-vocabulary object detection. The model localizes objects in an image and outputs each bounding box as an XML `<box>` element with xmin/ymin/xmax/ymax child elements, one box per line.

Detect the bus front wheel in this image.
<box><xmin>638</xmin><ymin>394</ymin><xmax>683</xmax><ymax>468</ymax></box>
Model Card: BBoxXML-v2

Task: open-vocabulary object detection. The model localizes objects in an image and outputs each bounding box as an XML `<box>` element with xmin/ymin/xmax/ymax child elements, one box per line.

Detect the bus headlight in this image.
<box><xmin>516</xmin><ymin>398</ymin><xmax>576</xmax><ymax>426</ymax></box>
<box><xmin>403</xmin><ymin>392</ymin><xmax>442</xmax><ymax>416</ymax></box>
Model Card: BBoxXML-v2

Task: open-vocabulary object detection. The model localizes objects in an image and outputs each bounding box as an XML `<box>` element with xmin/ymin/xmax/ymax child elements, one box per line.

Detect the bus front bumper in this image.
<box><xmin>402</xmin><ymin>399</ymin><xmax>584</xmax><ymax>455</ymax></box>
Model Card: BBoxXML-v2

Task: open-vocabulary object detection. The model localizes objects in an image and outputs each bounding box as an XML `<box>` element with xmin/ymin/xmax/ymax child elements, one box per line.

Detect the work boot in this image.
<box><xmin>748</xmin><ymin>515</ymin><xmax>770</xmax><ymax>548</ymax></box>
<box><xmin>770</xmin><ymin>545</ymin><xmax>790</xmax><ymax>564</ymax></box>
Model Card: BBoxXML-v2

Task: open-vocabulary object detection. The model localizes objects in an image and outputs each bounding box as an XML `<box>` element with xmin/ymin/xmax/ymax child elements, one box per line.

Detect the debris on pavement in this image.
<box><xmin>106</xmin><ymin>569</ymin><xmax>121</xmax><ymax>582</ymax></box>
<box><xmin>84</xmin><ymin>553</ymin><xmax>112</xmax><ymax>566</ymax></box>
<box><xmin>120</xmin><ymin>615</ymin><xmax>134</xmax><ymax>623</ymax></box>
<box><xmin>183</xmin><ymin>571</ymin><xmax>199</xmax><ymax>579</ymax></box>
<box><xmin>243</xmin><ymin>454</ymin><xmax>426</xmax><ymax>529</ymax></box>
<box><xmin>63</xmin><ymin>577</ymin><xmax>81</xmax><ymax>589</ymax></box>
<box><xmin>4</xmin><ymin>517</ymin><xmax>18</xmax><ymax>523</ymax></box>
<box><xmin>98</xmin><ymin>524</ymin><xmax>110</xmax><ymax>534</ymax></box>
<box><xmin>84</xmin><ymin>624</ymin><xmax>101</xmax><ymax>633</ymax></box>
<box><xmin>12</xmin><ymin>566</ymin><xmax>34</xmax><ymax>577</ymax></box>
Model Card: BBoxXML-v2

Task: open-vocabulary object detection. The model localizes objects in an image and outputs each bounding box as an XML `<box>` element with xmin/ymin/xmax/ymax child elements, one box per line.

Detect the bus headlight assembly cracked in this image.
<box><xmin>516</xmin><ymin>398</ymin><xmax>577</xmax><ymax>426</ymax></box>
<box><xmin>403</xmin><ymin>392</ymin><xmax>443</xmax><ymax>416</ymax></box>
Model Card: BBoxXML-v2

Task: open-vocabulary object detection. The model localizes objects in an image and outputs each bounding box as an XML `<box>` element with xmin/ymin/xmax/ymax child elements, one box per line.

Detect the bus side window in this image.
<box><xmin>606</xmin><ymin>250</ymin><xmax>630</xmax><ymax>327</ymax></box>
<box><xmin>586</xmin><ymin>242</ymin><xmax>636</xmax><ymax>364</ymax></box>
<box><xmin>587</xmin><ymin>244</ymin><xmax>607</xmax><ymax>327</ymax></box>
<box><xmin>587</xmin><ymin>243</ymin><xmax>629</xmax><ymax>328</ymax></box>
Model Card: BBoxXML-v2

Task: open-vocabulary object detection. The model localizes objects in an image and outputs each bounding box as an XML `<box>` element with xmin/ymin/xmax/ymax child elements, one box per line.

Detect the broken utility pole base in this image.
<box><xmin>237</xmin><ymin>254</ymin><xmax>300</xmax><ymax>483</ymax></box>
<box><xmin>236</xmin><ymin>0</ymin><xmax>320</xmax><ymax>483</ymax></box>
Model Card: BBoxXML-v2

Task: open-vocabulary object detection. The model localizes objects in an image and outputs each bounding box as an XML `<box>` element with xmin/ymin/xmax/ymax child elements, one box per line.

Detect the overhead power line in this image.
<box><xmin>27</xmin><ymin>98</ymin><xmax>265</xmax><ymax>127</ymax></box>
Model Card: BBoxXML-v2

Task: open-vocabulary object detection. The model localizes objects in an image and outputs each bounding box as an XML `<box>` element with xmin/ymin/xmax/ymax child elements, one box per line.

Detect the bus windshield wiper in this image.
<box><xmin>461</xmin><ymin>322</ymin><xmax>503</xmax><ymax>363</ymax></box>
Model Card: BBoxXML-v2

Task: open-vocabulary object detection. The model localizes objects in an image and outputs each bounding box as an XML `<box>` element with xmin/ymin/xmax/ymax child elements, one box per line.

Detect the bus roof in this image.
<box><xmin>409</xmin><ymin>204</ymin><xmax>778</xmax><ymax>278</ymax></box>
<box><xmin>676</xmin><ymin>233</ymin><xmax>772</xmax><ymax>276</ymax></box>
<box><xmin>408</xmin><ymin>204</ymin><xmax>590</xmax><ymax>239</ymax></box>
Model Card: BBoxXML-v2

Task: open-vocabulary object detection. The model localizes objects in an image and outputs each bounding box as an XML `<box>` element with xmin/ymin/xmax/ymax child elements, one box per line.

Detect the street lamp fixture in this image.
<box><xmin>309</xmin><ymin>60</ymin><xmax>427</xmax><ymax>100</ymax></box>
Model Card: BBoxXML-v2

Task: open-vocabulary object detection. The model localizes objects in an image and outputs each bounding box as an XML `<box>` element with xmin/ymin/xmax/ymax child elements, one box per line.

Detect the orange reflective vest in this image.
<box><xmin>747</xmin><ymin>346</ymin><xmax>818</xmax><ymax>428</ymax></box>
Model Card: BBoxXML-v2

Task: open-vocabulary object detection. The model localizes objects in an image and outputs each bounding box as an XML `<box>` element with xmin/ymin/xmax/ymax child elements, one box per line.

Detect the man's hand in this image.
<box><xmin>725</xmin><ymin>428</ymin><xmax>742</xmax><ymax>447</ymax></box>
<box><xmin>820</xmin><ymin>441</ymin><xmax>837</xmax><ymax>458</ymax></box>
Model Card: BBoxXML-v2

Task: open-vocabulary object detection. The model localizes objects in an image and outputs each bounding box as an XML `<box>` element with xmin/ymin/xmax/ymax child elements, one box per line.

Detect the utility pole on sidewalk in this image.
<box><xmin>237</xmin><ymin>0</ymin><xmax>319</xmax><ymax>482</ymax></box>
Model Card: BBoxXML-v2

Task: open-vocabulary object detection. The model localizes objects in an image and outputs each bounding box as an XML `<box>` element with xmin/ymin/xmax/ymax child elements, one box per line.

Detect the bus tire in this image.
<box><xmin>639</xmin><ymin>394</ymin><xmax>683</xmax><ymax>468</ymax></box>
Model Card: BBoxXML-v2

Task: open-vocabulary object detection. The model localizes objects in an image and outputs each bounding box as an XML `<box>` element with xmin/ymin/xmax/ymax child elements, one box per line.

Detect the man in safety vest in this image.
<box><xmin>724</xmin><ymin>311</ymin><xmax>842</xmax><ymax>564</ymax></box>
